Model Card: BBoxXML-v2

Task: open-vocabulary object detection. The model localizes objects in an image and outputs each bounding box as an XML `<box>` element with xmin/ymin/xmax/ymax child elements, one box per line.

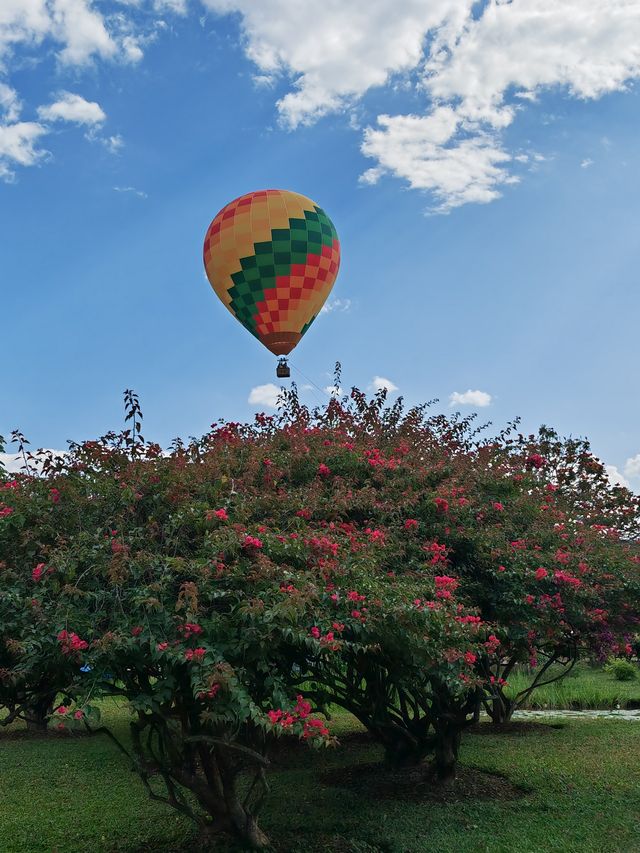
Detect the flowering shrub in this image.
<box><xmin>1</xmin><ymin>377</ymin><xmax>639</xmax><ymax>843</ymax></box>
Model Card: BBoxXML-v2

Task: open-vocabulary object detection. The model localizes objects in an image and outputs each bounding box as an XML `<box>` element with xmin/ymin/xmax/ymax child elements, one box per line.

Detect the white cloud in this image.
<box><xmin>371</xmin><ymin>375</ymin><xmax>398</xmax><ymax>393</ymax></box>
<box><xmin>0</xmin><ymin>450</ymin><xmax>66</xmax><ymax>473</ymax></box>
<box><xmin>323</xmin><ymin>385</ymin><xmax>343</xmax><ymax>396</ymax></box>
<box><xmin>581</xmin><ymin>158</ymin><xmax>594</xmax><ymax>169</ymax></box>
<box><xmin>205</xmin><ymin>0</ymin><xmax>640</xmax><ymax>210</ymax></box>
<box><xmin>202</xmin><ymin>0</ymin><xmax>467</xmax><ymax>128</ymax></box>
<box><xmin>0</xmin><ymin>120</ymin><xmax>48</xmax><ymax>180</ymax></box>
<box><xmin>154</xmin><ymin>0</ymin><xmax>189</xmax><ymax>13</ymax></box>
<box><xmin>361</xmin><ymin>110</ymin><xmax>516</xmax><ymax>211</ymax></box>
<box><xmin>449</xmin><ymin>389</ymin><xmax>492</xmax><ymax>408</ymax></box>
<box><xmin>0</xmin><ymin>1</ymin><xmax>165</xmax><ymax>179</ymax></box>
<box><xmin>100</xmin><ymin>133</ymin><xmax>124</xmax><ymax>153</ymax></box>
<box><xmin>605</xmin><ymin>464</ymin><xmax>630</xmax><ymax>490</ymax></box>
<box><xmin>0</xmin><ymin>83</ymin><xmax>21</xmax><ymax>122</ymax></box>
<box><xmin>38</xmin><ymin>91</ymin><xmax>106</xmax><ymax>125</ymax></box>
<box><xmin>624</xmin><ymin>454</ymin><xmax>640</xmax><ymax>481</ymax></box>
<box><xmin>320</xmin><ymin>297</ymin><xmax>352</xmax><ymax>315</ymax></box>
<box><xmin>248</xmin><ymin>383</ymin><xmax>281</xmax><ymax>408</ymax></box>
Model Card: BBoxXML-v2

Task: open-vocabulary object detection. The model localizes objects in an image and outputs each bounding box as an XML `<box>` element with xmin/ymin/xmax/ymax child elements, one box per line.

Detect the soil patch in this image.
<box><xmin>321</xmin><ymin>761</ymin><xmax>528</xmax><ymax>803</ymax></box>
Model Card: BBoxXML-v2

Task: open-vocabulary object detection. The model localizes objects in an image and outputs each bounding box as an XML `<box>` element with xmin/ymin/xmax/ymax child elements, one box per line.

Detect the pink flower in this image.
<box><xmin>49</xmin><ymin>488</ymin><xmax>61</xmax><ymax>504</ymax></box>
<box><xmin>434</xmin><ymin>575</ymin><xmax>459</xmax><ymax>598</ymax></box>
<box><xmin>310</xmin><ymin>627</ymin><xmax>321</xmax><ymax>639</ymax></box>
<box><xmin>404</xmin><ymin>519</ymin><xmax>418</xmax><ymax>530</ymax></box>
<box><xmin>131</xmin><ymin>626</ymin><xmax>143</xmax><ymax>637</ymax></box>
<box><xmin>74</xmin><ymin>710</ymin><xmax>84</xmax><ymax>720</ymax></box>
<box><xmin>492</xmin><ymin>502</ymin><xmax>504</xmax><ymax>512</ymax></box>
<box><xmin>553</xmin><ymin>570</ymin><xmax>581</xmax><ymax>588</ymax></box>
<box><xmin>214</xmin><ymin>508</ymin><xmax>228</xmax><ymax>521</ymax></box>
<box><xmin>157</xmin><ymin>642</ymin><xmax>169</xmax><ymax>651</ymax></box>
<box><xmin>464</xmin><ymin>652</ymin><xmax>477</xmax><ymax>665</ymax></box>
<box><xmin>485</xmin><ymin>635</ymin><xmax>500</xmax><ymax>654</ymax></box>
<box><xmin>57</xmin><ymin>706</ymin><xmax>68</xmax><ymax>715</ymax></box>
<box><xmin>32</xmin><ymin>563</ymin><xmax>45</xmax><ymax>582</ymax></box>
<box><xmin>317</xmin><ymin>463</ymin><xmax>331</xmax><ymax>478</ymax></box>
<box><xmin>296</xmin><ymin>508</ymin><xmax>311</xmax><ymax>519</ymax></box>
<box><xmin>526</xmin><ymin>453</ymin><xmax>546</xmax><ymax>469</ymax></box>
<box><xmin>57</xmin><ymin>630</ymin><xmax>88</xmax><ymax>655</ymax></box>
<box><xmin>0</xmin><ymin>505</ymin><xmax>14</xmax><ymax>518</ymax></box>
<box><xmin>184</xmin><ymin>647</ymin><xmax>206</xmax><ymax>661</ymax></box>
<box><xmin>302</xmin><ymin>718</ymin><xmax>329</xmax><ymax>739</ymax></box>
<box><xmin>534</xmin><ymin>567</ymin><xmax>548</xmax><ymax>580</ymax></box>
<box><xmin>347</xmin><ymin>590</ymin><xmax>365</xmax><ymax>602</ymax></box>
<box><xmin>242</xmin><ymin>535</ymin><xmax>263</xmax><ymax>551</ymax></box>
<box><xmin>295</xmin><ymin>695</ymin><xmax>312</xmax><ymax>719</ymax></box>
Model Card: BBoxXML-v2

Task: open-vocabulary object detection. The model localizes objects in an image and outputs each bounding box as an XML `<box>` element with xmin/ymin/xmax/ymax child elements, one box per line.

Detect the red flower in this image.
<box><xmin>492</xmin><ymin>502</ymin><xmax>504</xmax><ymax>511</ymax></box>
<box><xmin>131</xmin><ymin>626</ymin><xmax>143</xmax><ymax>637</ymax></box>
<box><xmin>534</xmin><ymin>567</ymin><xmax>548</xmax><ymax>580</ymax></box>
<box><xmin>404</xmin><ymin>518</ymin><xmax>418</xmax><ymax>530</ymax></box>
<box><xmin>32</xmin><ymin>563</ymin><xmax>45</xmax><ymax>582</ymax></box>
<box><xmin>435</xmin><ymin>497</ymin><xmax>449</xmax><ymax>513</ymax></box>
<box><xmin>157</xmin><ymin>642</ymin><xmax>169</xmax><ymax>651</ymax></box>
<box><xmin>184</xmin><ymin>647</ymin><xmax>206</xmax><ymax>662</ymax></box>
<box><xmin>242</xmin><ymin>535</ymin><xmax>263</xmax><ymax>551</ymax></box>
<box><xmin>49</xmin><ymin>487</ymin><xmax>61</xmax><ymax>504</ymax></box>
<box><xmin>485</xmin><ymin>635</ymin><xmax>500</xmax><ymax>654</ymax></box>
<box><xmin>434</xmin><ymin>575</ymin><xmax>459</xmax><ymax>598</ymax></box>
<box><xmin>310</xmin><ymin>626</ymin><xmax>321</xmax><ymax>639</ymax></box>
<box><xmin>214</xmin><ymin>508</ymin><xmax>228</xmax><ymax>521</ymax></box>
<box><xmin>464</xmin><ymin>652</ymin><xmax>477</xmax><ymax>665</ymax></box>
<box><xmin>526</xmin><ymin>453</ymin><xmax>546</xmax><ymax>469</ymax></box>
<box><xmin>58</xmin><ymin>630</ymin><xmax>88</xmax><ymax>655</ymax></box>
<box><xmin>317</xmin><ymin>463</ymin><xmax>331</xmax><ymax>478</ymax></box>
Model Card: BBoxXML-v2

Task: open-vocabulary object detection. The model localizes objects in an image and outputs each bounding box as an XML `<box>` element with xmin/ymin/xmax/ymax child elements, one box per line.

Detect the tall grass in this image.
<box><xmin>505</xmin><ymin>662</ymin><xmax>640</xmax><ymax>710</ymax></box>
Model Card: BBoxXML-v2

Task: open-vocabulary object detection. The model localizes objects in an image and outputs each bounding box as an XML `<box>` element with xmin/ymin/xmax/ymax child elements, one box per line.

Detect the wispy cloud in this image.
<box><xmin>113</xmin><ymin>185</ymin><xmax>147</xmax><ymax>198</ymax></box>
<box><xmin>320</xmin><ymin>298</ymin><xmax>352</xmax><ymax>315</ymax></box>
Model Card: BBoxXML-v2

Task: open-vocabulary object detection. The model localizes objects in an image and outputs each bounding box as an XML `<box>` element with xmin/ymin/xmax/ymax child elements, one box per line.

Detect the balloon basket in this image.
<box><xmin>276</xmin><ymin>358</ymin><xmax>290</xmax><ymax>379</ymax></box>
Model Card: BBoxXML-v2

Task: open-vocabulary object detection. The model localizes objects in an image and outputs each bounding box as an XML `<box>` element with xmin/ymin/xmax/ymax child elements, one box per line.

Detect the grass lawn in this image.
<box><xmin>506</xmin><ymin>662</ymin><xmax>640</xmax><ymax>710</ymax></box>
<box><xmin>1</xmin><ymin>702</ymin><xmax>639</xmax><ymax>852</ymax></box>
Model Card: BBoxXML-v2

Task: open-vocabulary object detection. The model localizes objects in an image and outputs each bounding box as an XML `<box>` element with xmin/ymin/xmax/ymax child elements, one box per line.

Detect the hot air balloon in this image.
<box><xmin>203</xmin><ymin>189</ymin><xmax>340</xmax><ymax>377</ymax></box>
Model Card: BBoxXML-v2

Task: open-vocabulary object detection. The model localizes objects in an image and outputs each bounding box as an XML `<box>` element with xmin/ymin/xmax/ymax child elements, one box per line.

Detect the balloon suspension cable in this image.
<box><xmin>288</xmin><ymin>361</ymin><xmax>333</xmax><ymax>404</ymax></box>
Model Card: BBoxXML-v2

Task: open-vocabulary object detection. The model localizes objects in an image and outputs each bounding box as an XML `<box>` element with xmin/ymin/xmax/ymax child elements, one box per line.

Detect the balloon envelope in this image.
<box><xmin>203</xmin><ymin>189</ymin><xmax>340</xmax><ymax>356</ymax></box>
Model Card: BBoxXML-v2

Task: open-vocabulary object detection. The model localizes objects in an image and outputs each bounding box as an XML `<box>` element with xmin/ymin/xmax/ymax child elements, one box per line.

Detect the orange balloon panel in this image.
<box><xmin>203</xmin><ymin>189</ymin><xmax>340</xmax><ymax>356</ymax></box>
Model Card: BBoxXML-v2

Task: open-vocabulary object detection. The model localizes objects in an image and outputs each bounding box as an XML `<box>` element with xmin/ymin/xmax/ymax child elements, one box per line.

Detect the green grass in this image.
<box><xmin>1</xmin><ymin>703</ymin><xmax>639</xmax><ymax>852</ymax></box>
<box><xmin>505</xmin><ymin>662</ymin><xmax>640</xmax><ymax>710</ymax></box>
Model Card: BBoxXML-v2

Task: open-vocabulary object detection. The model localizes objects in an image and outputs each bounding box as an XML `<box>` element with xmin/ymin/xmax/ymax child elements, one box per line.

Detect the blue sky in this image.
<box><xmin>1</xmin><ymin>1</ymin><xmax>639</xmax><ymax>487</ymax></box>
